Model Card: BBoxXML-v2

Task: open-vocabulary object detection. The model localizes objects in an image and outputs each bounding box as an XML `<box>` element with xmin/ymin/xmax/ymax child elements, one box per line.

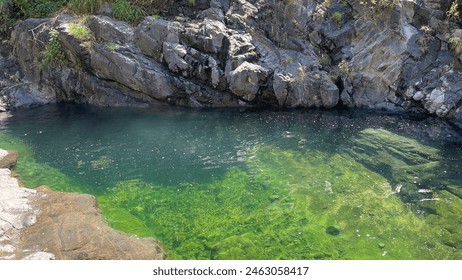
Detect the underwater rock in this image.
<box><xmin>325</xmin><ymin>226</ymin><xmax>340</xmax><ymax>236</ymax></box>
<box><xmin>346</xmin><ymin>128</ymin><xmax>444</xmax><ymax>201</ymax></box>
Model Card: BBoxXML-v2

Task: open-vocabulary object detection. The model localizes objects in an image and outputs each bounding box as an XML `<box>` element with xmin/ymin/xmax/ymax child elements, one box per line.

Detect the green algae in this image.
<box><xmin>1</xmin><ymin>127</ymin><xmax>462</xmax><ymax>260</ymax></box>
<box><xmin>98</xmin><ymin>141</ymin><xmax>462</xmax><ymax>259</ymax></box>
<box><xmin>0</xmin><ymin>132</ymin><xmax>88</xmax><ymax>193</ymax></box>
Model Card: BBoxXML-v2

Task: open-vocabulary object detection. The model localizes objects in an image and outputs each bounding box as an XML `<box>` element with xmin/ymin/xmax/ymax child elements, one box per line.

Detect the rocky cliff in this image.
<box><xmin>0</xmin><ymin>0</ymin><xmax>461</xmax><ymax>120</ymax></box>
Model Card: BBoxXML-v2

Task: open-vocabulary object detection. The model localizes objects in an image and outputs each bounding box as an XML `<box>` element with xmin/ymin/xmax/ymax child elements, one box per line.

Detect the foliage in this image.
<box><xmin>42</xmin><ymin>27</ymin><xmax>66</xmax><ymax>67</ymax></box>
<box><xmin>12</xmin><ymin>0</ymin><xmax>66</xmax><ymax>18</ymax></box>
<box><xmin>331</xmin><ymin>11</ymin><xmax>342</xmax><ymax>26</ymax></box>
<box><xmin>446</xmin><ymin>0</ymin><xmax>460</xmax><ymax>23</ymax></box>
<box><xmin>359</xmin><ymin>0</ymin><xmax>396</xmax><ymax>18</ymax></box>
<box><xmin>286</xmin><ymin>56</ymin><xmax>294</xmax><ymax>64</ymax></box>
<box><xmin>113</xmin><ymin>0</ymin><xmax>146</xmax><ymax>24</ymax></box>
<box><xmin>68</xmin><ymin>17</ymin><xmax>94</xmax><ymax>41</ymax></box>
<box><xmin>67</xmin><ymin>0</ymin><xmax>104</xmax><ymax>15</ymax></box>
<box><xmin>0</xmin><ymin>2</ymin><xmax>13</xmax><ymax>35</ymax></box>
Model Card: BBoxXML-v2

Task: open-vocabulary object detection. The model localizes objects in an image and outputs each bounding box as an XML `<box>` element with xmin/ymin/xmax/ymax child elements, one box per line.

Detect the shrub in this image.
<box><xmin>12</xmin><ymin>0</ymin><xmax>66</xmax><ymax>18</ymax></box>
<box><xmin>67</xmin><ymin>0</ymin><xmax>104</xmax><ymax>15</ymax></box>
<box><xmin>113</xmin><ymin>0</ymin><xmax>146</xmax><ymax>24</ymax></box>
<box><xmin>446</xmin><ymin>0</ymin><xmax>460</xmax><ymax>23</ymax></box>
<box><xmin>42</xmin><ymin>28</ymin><xmax>66</xmax><ymax>67</ymax></box>
<box><xmin>449</xmin><ymin>36</ymin><xmax>462</xmax><ymax>57</ymax></box>
<box><xmin>359</xmin><ymin>0</ymin><xmax>396</xmax><ymax>18</ymax></box>
<box><xmin>331</xmin><ymin>11</ymin><xmax>342</xmax><ymax>26</ymax></box>
<box><xmin>68</xmin><ymin>17</ymin><xmax>94</xmax><ymax>41</ymax></box>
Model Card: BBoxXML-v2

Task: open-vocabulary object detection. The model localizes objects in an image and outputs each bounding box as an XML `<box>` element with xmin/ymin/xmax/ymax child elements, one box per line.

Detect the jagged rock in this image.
<box><xmin>228</xmin><ymin>61</ymin><xmax>268</xmax><ymax>101</ymax></box>
<box><xmin>87</xmin><ymin>15</ymin><xmax>134</xmax><ymax>44</ymax></box>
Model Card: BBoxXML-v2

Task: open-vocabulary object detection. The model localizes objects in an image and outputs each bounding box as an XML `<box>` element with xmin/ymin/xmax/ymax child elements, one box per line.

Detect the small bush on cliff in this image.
<box><xmin>113</xmin><ymin>0</ymin><xmax>146</xmax><ymax>24</ymax></box>
<box><xmin>42</xmin><ymin>28</ymin><xmax>66</xmax><ymax>67</ymax></box>
<box><xmin>68</xmin><ymin>0</ymin><xmax>104</xmax><ymax>15</ymax></box>
<box><xmin>12</xmin><ymin>0</ymin><xmax>66</xmax><ymax>18</ymax></box>
<box><xmin>359</xmin><ymin>0</ymin><xmax>397</xmax><ymax>18</ymax></box>
<box><xmin>446</xmin><ymin>0</ymin><xmax>460</xmax><ymax>24</ymax></box>
<box><xmin>69</xmin><ymin>17</ymin><xmax>94</xmax><ymax>42</ymax></box>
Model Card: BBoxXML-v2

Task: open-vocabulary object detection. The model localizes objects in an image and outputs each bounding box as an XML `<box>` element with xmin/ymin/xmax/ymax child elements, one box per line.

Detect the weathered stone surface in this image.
<box><xmin>17</xmin><ymin>186</ymin><xmax>165</xmax><ymax>260</ymax></box>
<box><xmin>228</xmin><ymin>62</ymin><xmax>268</xmax><ymax>101</ymax></box>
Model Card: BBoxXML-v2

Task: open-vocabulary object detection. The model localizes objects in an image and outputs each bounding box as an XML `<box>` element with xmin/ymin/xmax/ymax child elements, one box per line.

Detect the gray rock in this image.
<box><xmin>87</xmin><ymin>16</ymin><xmax>134</xmax><ymax>44</ymax></box>
<box><xmin>228</xmin><ymin>62</ymin><xmax>268</xmax><ymax>101</ymax></box>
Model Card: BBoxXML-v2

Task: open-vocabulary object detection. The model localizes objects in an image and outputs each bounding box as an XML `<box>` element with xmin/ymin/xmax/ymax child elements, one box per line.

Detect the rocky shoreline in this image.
<box><xmin>0</xmin><ymin>149</ymin><xmax>165</xmax><ymax>260</ymax></box>
<box><xmin>0</xmin><ymin>0</ymin><xmax>461</xmax><ymax>121</ymax></box>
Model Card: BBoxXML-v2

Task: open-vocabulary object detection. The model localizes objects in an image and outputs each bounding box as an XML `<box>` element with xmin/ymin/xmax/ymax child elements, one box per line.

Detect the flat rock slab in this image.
<box><xmin>17</xmin><ymin>186</ymin><xmax>165</xmax><ymax>260</ymax></box>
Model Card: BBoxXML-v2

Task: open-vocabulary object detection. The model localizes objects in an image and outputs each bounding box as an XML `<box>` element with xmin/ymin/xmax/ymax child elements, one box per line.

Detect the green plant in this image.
<box><xmin>446</xmin><ymin>0</ymin><xmax>460</xmax><ymax>23</ymax></box>
<box><xmin>42</xmin><ymin>28</ymin><xmax>65</xmax><ymax>67</ymax></box>
<box><xmin>187</xmin><ymin>0</ymin><xmax>196</xmax><ymax>6</ymax></box>
<box><xmin>331</xmin><ymin>11</ymin><xmax>342</xmax><ymax>26</ymax></box>
<box><xmin>113</xmin><ymin>0</ymin><xmax>146</xmax><ymax>24</ymax></box>
<box><xmin>318</xmin><ymin>53</ymin><xmax>331</xmax><ymax>67</ymax></box>
<box><xmin>338</xmin><ymin>59</ymin><xmax>351</xmax><ymax>77</ymax></box>
<box><xmin>106</xmin><ymin>42</ymin><xmax>118</xmax><ymax>51</ymax></box>
<box><xmin>68</xmin><ymin>17</ymin><xmax>94</xmax><ymax>41</ymax></box>
<box><xmin>67</xmin><ymin>0</ymin><xmax>103</xmax><ymax>15</ymax></box>
<box><xmin>286</xmin><ymin>56</ymin><xmax>294</xmax><ymax>64</ymax></box>
<box><xmin>359</xmin><ymin>0</ymin><xmax>396</xmax><ymax>18</ymax></box>
<box><xmin>0</xmin><ymin>1</ymin><xmax>13</xmax><ymax>35</ymax></box>
<box><xmin>12</xmin><ymin>0</ymin><xmax>66</xmax><ymax>18</ymax></box>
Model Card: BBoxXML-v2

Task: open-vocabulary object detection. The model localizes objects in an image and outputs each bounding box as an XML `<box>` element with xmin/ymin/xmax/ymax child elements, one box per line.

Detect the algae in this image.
<box><xmin>1</xmin><ymin>127</ymin><xmax>462</xmax><ymax>260</ymax></box>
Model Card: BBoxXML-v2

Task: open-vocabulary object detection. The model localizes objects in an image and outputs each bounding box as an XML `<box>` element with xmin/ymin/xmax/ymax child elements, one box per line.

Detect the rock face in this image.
<box><xmin>0</xmin><ymin>0</ymin><xmax>461</xmax><ymax>120</ymax></box>
<box><xmin>0</xmin><ymin>149</ymin><xmax>165</xmax><ymax>260</ymax></box>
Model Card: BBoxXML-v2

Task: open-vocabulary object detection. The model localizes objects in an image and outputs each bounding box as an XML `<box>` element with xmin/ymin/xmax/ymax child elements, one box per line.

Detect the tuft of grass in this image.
<box><xmin>446</xmin><ymin>0</ymin><xmax>460</xmax><ymax>23</ymax></box>
<box><xmin>67</xmin><ymin>0</ymin><xmax>104</xmax><ymax>15</ymax></box>
<box><xmin>448</xmin><ymin>35</ymin><xmax>462</xmax><ymax>57</ymax></box>
<box><xmin>68</xmin><ymin>17</ymin><xmax>94</xmax><ymax>41</ymax></box>
<box><xmin>331</xmin><ymin>11</ymin><xmax>342</xmax><ymax>27</ymax></box>
<box><xmin>113</xmin><ymin>0</ymin><xmax>146</xmax><ymax>24</ymax></box>
<box><xmin>42</xmin><ymin>27</ymin><xmax>66</xmax><ymax>67</ymax></box>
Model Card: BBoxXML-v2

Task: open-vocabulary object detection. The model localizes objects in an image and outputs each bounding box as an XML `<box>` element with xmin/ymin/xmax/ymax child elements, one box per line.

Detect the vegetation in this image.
<box><xmin>331</xmin><ymin>11</ymin><xmax>342</xmax><ymax>26</ymax></box>
<box><xmin>2</xmin><ymin>126</ymin><xmax>462</xmax><ymax>260</ymax></box>
<box><xmin>68</xmin><ymin>0</ymin><xmax>104</xmax><ymax>15</ymax></box>
<box><xmin>112</xmin><ymin>0</ymin><xmax>146</xmax><ymax>24</ymax></box>
<box><xmin>42</xmin><ymin>27</ymin><xmax>66</xmax><ymax>67</ymax></box>
<box><xmin>12</xmin><ymin>0</ymin><xmax>66</xmax><ymax>18</ymax></box>
<box><xmin>68</xmin><ymin>17</ymin><xmax>94</xmax><ymax>41</ymax></box>
<box><xmin>359</xmin><ymin>0</ymin><xmax>397</xmax><ymax>18</ymax></box>
<box><xmin>446</xmin><ymin>0</ymin><xmax>460</xmax><ymax>23</ymax></box>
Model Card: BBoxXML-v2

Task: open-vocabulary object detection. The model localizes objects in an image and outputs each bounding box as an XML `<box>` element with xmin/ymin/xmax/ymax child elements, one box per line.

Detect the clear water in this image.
<box><xmin>1</xmin><ymin>104</ymin><xmax>462</xmax><ymax>259</ymax></box>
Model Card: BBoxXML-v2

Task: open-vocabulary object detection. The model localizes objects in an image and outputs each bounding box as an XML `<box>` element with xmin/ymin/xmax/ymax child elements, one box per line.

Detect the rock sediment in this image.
<box><xmin>0</xmin><ymin>149</ymin><xmax>165</xmax><ymax>260</ymax></box>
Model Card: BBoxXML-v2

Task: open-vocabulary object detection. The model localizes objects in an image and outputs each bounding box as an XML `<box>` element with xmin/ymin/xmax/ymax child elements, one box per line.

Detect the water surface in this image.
<box><xmin>1</xmin><ymin>104</ymin><xmax>461</xmax><ymax>259</ymax></box>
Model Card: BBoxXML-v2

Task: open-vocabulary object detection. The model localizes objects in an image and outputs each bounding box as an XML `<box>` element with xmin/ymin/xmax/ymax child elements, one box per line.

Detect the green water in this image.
<box><xmin>1</xmin><ymin>104</ymin><xmax>462</xmax><ymax>259</ymax></box>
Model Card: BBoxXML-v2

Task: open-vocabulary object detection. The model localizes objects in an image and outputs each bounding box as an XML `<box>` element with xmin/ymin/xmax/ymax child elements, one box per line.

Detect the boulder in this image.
<box><xmin>228</xmin><ymin>62</ymin><xmax>268</xmax><ymax>101</ymax></box>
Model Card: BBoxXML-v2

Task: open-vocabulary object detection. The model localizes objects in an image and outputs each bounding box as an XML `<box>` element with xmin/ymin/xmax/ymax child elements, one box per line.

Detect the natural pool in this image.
<box><xmin>0</xmin><ymin>104</ymin><xmax>461</xmax><ymax>259</ymax></box>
